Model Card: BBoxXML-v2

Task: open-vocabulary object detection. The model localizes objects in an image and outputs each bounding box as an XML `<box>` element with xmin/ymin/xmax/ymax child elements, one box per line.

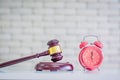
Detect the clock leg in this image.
<box><xmin>97</xmin><ymin>68</ymin><xmax>100</xmax><ymax>71</ymax></box>
<box><xmin>83</xmin><ymin>68</ymin><xmax>86</xmax><ymax>71</ymax></box>
<box><xmin>83</xmin><ymin>67</ymin><xmax>87</xmax><ymax>71</ymax></box>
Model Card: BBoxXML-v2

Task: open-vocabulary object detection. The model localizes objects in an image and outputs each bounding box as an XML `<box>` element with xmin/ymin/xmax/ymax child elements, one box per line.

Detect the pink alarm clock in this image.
<box><xmin>79</xmin><ymin>35</ymin><xmax>103</xmax><ymax>71</ymax></box>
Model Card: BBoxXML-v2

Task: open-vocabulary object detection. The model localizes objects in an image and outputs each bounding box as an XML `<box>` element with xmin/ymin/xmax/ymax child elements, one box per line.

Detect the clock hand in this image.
<box><xmin>91</xmin><ymin>51</ymin><xmax>94</xmax><ymax>61</ymax></box>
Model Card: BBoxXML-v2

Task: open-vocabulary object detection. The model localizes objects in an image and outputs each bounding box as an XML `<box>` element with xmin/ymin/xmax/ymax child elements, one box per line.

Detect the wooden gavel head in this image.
<box><xmin>47</xmin><ymin>39</ymin><xmax>63</xmax><ymax>62</ymax></box>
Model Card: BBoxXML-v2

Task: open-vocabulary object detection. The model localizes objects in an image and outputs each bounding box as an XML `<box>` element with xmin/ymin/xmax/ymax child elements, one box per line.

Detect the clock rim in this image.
<box><xmin>78</xmin><ymin>45</ymin><xmax>103</xmax><ymax>70</ymax></box>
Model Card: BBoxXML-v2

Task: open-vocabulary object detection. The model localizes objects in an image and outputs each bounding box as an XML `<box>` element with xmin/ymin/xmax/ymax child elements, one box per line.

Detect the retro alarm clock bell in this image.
<box><xmin>78</xmin><ymin>35</ymin><xmax>103</xmax><ymax>71</ymax></box>
<box><xmin>0</xmin><ymin>39</ymin><xmax>73</xmax><ymax>71</ymax></box>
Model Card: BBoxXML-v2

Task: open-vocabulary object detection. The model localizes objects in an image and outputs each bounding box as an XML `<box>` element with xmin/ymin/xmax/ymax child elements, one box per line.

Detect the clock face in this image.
<box><xmin>79</xmin><ymin>46</ymin><xmax>103</xmax><ymax>70</ymax></box>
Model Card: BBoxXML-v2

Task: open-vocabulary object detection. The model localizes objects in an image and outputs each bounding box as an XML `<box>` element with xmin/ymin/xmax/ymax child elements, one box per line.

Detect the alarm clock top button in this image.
<box><xmin>94</xmin><ymin>41</ymin><xmax>103</xmax><ymax>48</ymax></box>
<box><xmin>79</xmin><ymin>41</ymin><xmax>88</xmax><ymax>49</ymax></box>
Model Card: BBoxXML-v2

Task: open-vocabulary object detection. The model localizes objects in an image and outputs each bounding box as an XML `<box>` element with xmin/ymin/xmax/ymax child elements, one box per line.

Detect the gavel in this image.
<box><xmin>0</xmin><ymin>39</ymin><xmax>63</xmax><ymax>68</ymax></box>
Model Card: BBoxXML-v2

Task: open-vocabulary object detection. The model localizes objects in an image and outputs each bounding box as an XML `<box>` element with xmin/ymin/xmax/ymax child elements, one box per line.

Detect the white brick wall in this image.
<box><xmin>0</xmin><ymin>0</ymin><xmax>120</xmax><ymax>71</ymax></box>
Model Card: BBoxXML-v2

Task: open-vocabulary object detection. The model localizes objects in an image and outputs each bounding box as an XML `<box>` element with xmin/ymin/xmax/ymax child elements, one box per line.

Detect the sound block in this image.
<box><xmin>35</xmin><ymin>62</ymin><xmax>73</xmax><ymax>71</ymax></box>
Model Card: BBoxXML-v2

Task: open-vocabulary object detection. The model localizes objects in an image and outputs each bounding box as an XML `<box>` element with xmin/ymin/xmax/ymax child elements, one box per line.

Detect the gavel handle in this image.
<box><xmin>0</xmin><ymin>50</ymin><xmax>49</xmax><ymax>68</ymax></box>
